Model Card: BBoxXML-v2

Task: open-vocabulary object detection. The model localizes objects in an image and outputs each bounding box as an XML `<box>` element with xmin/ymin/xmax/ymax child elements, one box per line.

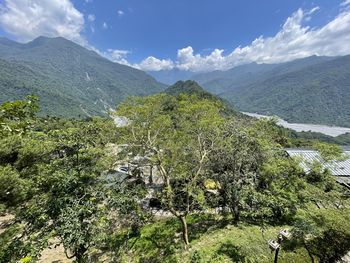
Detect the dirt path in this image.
<box><xmin>0</xmin><ymin>213</ymin><xmax>15</xmax><ymax>234</ymax></box>
<box><xmin>38</xmin><ymin>242</ymin><xmax>73</xmax><ymax>263</ymax></box>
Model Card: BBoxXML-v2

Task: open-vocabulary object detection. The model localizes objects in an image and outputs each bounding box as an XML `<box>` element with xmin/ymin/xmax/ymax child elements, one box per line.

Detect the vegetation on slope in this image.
<box><xmin>0</xmin><ymin>36</ymin><xmax>166</xmax><ymax>118</ymax></box>
<box><xmin>192</xmin><ymin>55</ymin><xmax>350</xmax><ymax>127</ymax></box>
<box><xmin>164</xmin><ymin>80</ymin><xmax>244</xmax><ymax>118</ymax></box>
<box><xmin>288</xmin><ymin>130</ymin><xmax>350</xmax><ymax>147</ymax></box>
<box><xmin>0</xmin><ymin>95</ymin><xmax>349</xmax><ymax>263</ymax></box>
<box><xmin>193</xmin><ymin>56</ymin><xmax>332</xmax><ymax>94</ymax></box>
<box><xmin>226</xmin><ymin>55</ymin><xmax>350</xmax><ymax>127</ymax></box>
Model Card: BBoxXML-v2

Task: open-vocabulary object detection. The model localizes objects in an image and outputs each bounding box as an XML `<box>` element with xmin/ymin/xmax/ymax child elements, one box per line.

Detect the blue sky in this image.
<box><xmin>77</xmin><ymin>0</ymin><xmax>336</xmax><ymax>58</ymax></box>
<box><xmin>0</xmin><ymin>0</ymin><xmax>350</xmax><ymax>71</ymax></box>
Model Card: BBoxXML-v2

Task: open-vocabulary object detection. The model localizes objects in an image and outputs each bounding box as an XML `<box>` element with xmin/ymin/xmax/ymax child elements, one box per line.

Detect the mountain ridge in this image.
<box><xmin>192</xmin><ymin>55</ymin><xmax>336</xmax><ymax>95</ymax></box>
<box><xmin>145</xmin><ymin>55</ymin><xmax>350</xmax><ymax>127</ymax></box>
<box><xmin>0</xmin><ymin>36</ymin><xmax>166</xmax><ymax>117</ymax></box>
<box><xmin>223</xmin><ymin>55</ymin><xmax>350</xmax><ymax>127</ymax></box>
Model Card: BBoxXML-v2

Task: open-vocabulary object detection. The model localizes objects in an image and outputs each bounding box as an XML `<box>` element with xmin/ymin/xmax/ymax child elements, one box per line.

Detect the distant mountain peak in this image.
<box><xmin>173</xmin><ymin>80</ymin><xmax>201</xmax><ymax>87</ymax></box>
<box><xmin>0</xmin><ymin>37</ymin><xmax>22</xmax><ymax>47</ymax></box>
<box><xmin>0</xmin><ymin>35</ymin><xmax>166</xmax><ymax>118</ymax></box>
<box><xmin>165</xmin><ymin>80</ymin><xmax>207</xmax><ymax>96</ymax></box>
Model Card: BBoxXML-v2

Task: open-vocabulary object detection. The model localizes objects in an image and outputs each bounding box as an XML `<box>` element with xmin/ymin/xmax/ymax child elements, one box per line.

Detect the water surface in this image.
<box><xmin>243</xmin><ymin>112</ymin><xmax>350</xmax><ymax>137</ymax></box>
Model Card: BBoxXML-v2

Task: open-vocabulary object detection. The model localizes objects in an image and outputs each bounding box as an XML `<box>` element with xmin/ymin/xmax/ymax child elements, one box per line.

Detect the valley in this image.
<box><xmin>243</xmin><ymin>112</ymin><xmax>350</xmax><ymax>137</ymax></box>
<box><xmin>150</xmin><ymin>55</ymin><xmax>350</xmax><ymax>128</ymax></box>
<box><xmin>1</xmin><ymin>0</ymin><xmax>350</xmax><ymax>261</ymax></box>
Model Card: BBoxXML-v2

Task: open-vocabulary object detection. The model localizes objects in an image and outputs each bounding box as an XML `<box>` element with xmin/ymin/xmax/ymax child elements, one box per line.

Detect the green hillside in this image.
<box><xmin>0</xmin><ymin>36</ymin><xmax>166</xmax><ymax>117</ymax></box>
<box><xmin>164</xmin><ymin>80</ymin><xmax>245</xmax><ymax>118</ymax></box>
<box><xmin>192</xmin><ymin>55</ymin><xmax>350</xmax><ymax>127</ymax></box>
<box><xmin>164</xmin><ymin>80</ymin><xmax>219</xmax><ymax>99</ymax></box>
<box><xmin>225</xmin><ymin>55</ymin><xmax>350</xmax><ymax>127</ymax></box>
<box><xmin>1</xmin><ymin>95</ymin><xmax>349</xmax><ymax>263</ymax></box>
<box><xmin>193</xmin><ymin>56</ymin><xmax>333</xmax><ymax>95</ymax></box>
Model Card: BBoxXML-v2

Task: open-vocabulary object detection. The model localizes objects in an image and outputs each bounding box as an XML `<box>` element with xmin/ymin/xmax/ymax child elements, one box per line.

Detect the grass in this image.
<box><xmin>186</xmin><ymin>223</ymin><xmax>310</xmax><ymax>263</ymax></box>
<box><xmin>3</xmin><ymin>207</ymin><xmax>349</xmax><ymax>262</ymax></box>
<box><xmin>121</xmin><ymin>214</ymin><xmax>311</xmax><ymax>263</ymax></box>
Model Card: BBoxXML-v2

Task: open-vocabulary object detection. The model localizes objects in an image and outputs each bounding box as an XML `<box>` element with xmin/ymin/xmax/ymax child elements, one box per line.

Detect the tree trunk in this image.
<box><xmin>179</xmin><ymin>215</ymin><xmax>190</xmax><ymax>250</ymax></box>
<box><xmin>149</xmin><ymin>165</ymin><xmax>153</xmax><ymax>184</ymax></box>
<box><xmin>232</xmin><ymin>203</ymin><xmax>240</xmax><ymax>224</ymax></box>
<box><xmin>304</xmin><ymin>242</ymin><xmax>315</xmax><ymax>263</ymax></box>
<box><xmin>75</xmin><ymin>246</ymin><xmax>87</xmax><ymax>263</ymax></box>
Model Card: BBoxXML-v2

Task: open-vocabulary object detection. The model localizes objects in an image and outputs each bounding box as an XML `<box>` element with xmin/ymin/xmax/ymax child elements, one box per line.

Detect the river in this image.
<box><xmin>242</xmin><ymin>112</ymin><xmax>350</xmax><ymax>137</ymax></box>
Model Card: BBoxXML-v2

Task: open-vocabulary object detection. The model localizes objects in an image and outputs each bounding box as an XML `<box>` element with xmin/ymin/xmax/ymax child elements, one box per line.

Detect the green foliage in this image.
<box><xmin>312</xmin><ymin>142</ymin><xmax>344</xmax><ymax>162</ymax></box>
<box><xmin>0</xmin><ymin>224</ymin><xmax>28</xmax><ymax>263</ymax></box>
<box><xmin>164</xmin><ymin>80</ymin><xmax>244</xmax><ymax>118</ymax></box>
<box><xmin>292</xmin><ymin>208</ymin><xmax>350</xmax><ymax>262</ymax></box>
<box><xmin>0</xmin><ymin>95</ymin><xmax>39</xmax><ymax>136</ymax></box>
<box><xmin>192</xmin><ymin>223</ymin><xmax>310</xmax><ymax>263</ymax></box>
<box><xmin>164</xmin><ymin>80</ymin><xmax>220</xmax><ymax>100</ymax></box>
<box><xmin>116</xmin><ymin>92</ymin><xmax>226</xmax><ymax>247</ymax></box>
<box><xmin>226</xmin><ymin>55</ymin><xmax>350</xmax><ymax>127</ymax></box>
<box><xmin>1</xmin><ymin>93</ymin><xmax>349</xmax><ymax>262</ymax></box>
<box><xmin>194</xmin><ymin>55</ymin><xmax>350</xmax><ymax>127</ymax></box>
<box><xmin>0</xmin><ymin>36</ymin><xmax>165</xmax><ymax>118</ymax></box>
<box><xmin>209</xmin><ymin>118</ymin><xmax>305</xmax><ymax>224</ymax></box>
<box><xmin>287</xmin><ymin>129</ymin><xmax>350</xmax><ymax>147</ymax></box>
<box><xmin>0</xmin><ymin>165</ymin><xmax>29</xmax><ymax>207</ymax></box>
<box><xmin>299</xmin><ymin>143</ymin><xmax>345</xmax><ymax>192</ymax></box>
<box><xmin>0</xmin><ymin>97</ymin><xmax>149</xmax><ymax>262</ymax></box>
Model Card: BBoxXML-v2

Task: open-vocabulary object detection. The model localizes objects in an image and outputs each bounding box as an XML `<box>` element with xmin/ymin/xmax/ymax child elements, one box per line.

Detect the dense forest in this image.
<box><xmin>0</xmin><ymin>37</ymin><xmax>165</xmax><ymax>117</ymax></box>
<box><xmin>192</xmin><ymin>55</ymin><xmax>350</xmax><ymax>128</ymax></box>
<box><xmin>0</xmin><ymin>92</ymin><xmax>349</xmax><ymax>263</ymax></box>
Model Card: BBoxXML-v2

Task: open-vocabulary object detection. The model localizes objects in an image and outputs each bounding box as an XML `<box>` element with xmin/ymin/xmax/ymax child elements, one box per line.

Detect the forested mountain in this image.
<box><xmin>191</xmin><ymin>55</ymin><xmax>350</xmax><ymax>127</ymax></box>
<box><xmin>192</xmin><ymin>56</ymin><xmax>333</xmax><ymax>95</ymax></box>
<box><xmin>164</xmin><ymin>80</ymin><xmax>218</xmax><ymax>99</ymax></box>
<box><xmin>0</xmin><ymin>36</ymin><xmax>166</xmax><ymax>117</ymax></box>
<box><xmin>164</xmin><ymin>80</ymin><xmax>245</xmax><ymax>118</ymax></box>
<box><xmin>222</xmin><ymin>55</ymin><xmax>350</xmax><ymax>127</ymax></box>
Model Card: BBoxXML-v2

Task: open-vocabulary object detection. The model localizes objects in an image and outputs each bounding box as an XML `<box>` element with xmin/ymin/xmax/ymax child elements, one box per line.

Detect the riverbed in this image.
<box><xmin>243</xmin><ymin>112</ymin><xmax>350</xmax><ymax>137</ymax></box>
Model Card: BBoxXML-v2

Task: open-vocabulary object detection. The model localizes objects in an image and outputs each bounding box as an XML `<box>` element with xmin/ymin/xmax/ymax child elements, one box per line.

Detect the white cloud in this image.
<box><xmin>1</xmin><ymin>1</ymin><xmax>350</xmax><ymax>73</ymax></box>
<box><xmin>117</xmin><ymin>10</ymin><xmax>124</xmax><ymax>17</ymax></box>
<box><xmin>87</xmin><ymin>14</ymin><xmax>95</xmax><ymax>22</ymax></box>
<box><xmin>341</xmin><ymin>0</ymin><xmax>350</xmax><ymax>7</ymax></box>
<box><xmin>176</xmin><ymin>46</ymin><xmax>226</xmax><ymax>71</ymax></box>
<box><xmin>0</xmin><ymin>0</ymin><xmax>86</xmax><ymax>45</ymax></box>
<box><xmin>226</xmin><ymin>8</ymin><xmax>350</xmax><ymax>65</ymax></box>
<box><xmin>307</xmin><ymin>6</ymin><xmax>320</xmax><ymax>15</ymax></box>
<box><xmin>0</xmin><ymin>0</ymin><xmax>135</xmax><ymax>68</ymax></box>
<box><xmin>136</xmin><ymin>56</ymin><xmax>174</xmax><ymax>71</ymax></box>
<box><xmin>106</xmin><ymin>49</ymin><xmax>131</xmax><ymax>65</ymax></box>
<box><xmin>305</xmin><ymin>6</ymin><xmax>320</xmax><ymax>21</ymax></box>
<box><xmin>136</xmin><ymin>6</ymin><xmax>350</xmax><ymax>72</ymax></box>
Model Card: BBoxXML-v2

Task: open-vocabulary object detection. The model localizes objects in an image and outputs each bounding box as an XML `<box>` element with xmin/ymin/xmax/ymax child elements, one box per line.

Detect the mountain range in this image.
<box><xmin>192</xmin><ymin>56</ymin><xmax>350</xmax><ymax>127</ymax></box>
<box><xmin>0</xmin><ymin>36</ymin><xmax>165</xmax><ymax>117</ymax></box>
<box><xmin>192</xmin><ymin>56</ymin><xmax>333</xmax><ymax>93</ymax></box>
<box><xmin>149</xmin><ymin>55</ymin><xmax>350</xmax><ymax>128</ymax></box>
<box><xmin>1</xmin><ymin>36</ymin><xmax>350</xmax><ymax>128</ymax></box>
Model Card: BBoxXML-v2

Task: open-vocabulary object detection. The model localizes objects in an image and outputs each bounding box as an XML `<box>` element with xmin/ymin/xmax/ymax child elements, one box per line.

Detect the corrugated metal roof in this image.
<box><xmin>285</xmin><ymin>149</ymin><xmax>350</xmax><ymax>176</ymax></box>
<box><xmin>336</xmin><ymin>176</ymin><xmax>350</xmax><ymax>188</ymax></box>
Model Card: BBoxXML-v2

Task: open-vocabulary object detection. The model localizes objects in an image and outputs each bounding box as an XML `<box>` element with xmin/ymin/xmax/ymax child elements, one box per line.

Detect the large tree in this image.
<box><xmin>116</xmin><ymin>93</ymin><xmax>225</xmax><ymax>249</ymax></box>
<box><xmin>0</xmin><ymin>98</ymin><xmax>145</xmax><ymax>262</ymax></box>
<box><xmin>208</xmin><ymin>118</ymin><xmax>305</xmax><ymax>224</ymax></box>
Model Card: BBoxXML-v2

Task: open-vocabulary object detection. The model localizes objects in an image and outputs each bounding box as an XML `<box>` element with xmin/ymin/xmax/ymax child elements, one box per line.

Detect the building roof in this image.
<box><xmin>285</xmin><ymin>149</ymin><xmax>350</xmax><ymax>176</ymax></box>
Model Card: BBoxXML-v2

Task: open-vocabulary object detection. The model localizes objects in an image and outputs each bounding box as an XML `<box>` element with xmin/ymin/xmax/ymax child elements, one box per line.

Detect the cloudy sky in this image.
<box><xmin>0</xmin><ymin>0</ymin><xmax>350</xmax><ymax>72</ymax></box>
